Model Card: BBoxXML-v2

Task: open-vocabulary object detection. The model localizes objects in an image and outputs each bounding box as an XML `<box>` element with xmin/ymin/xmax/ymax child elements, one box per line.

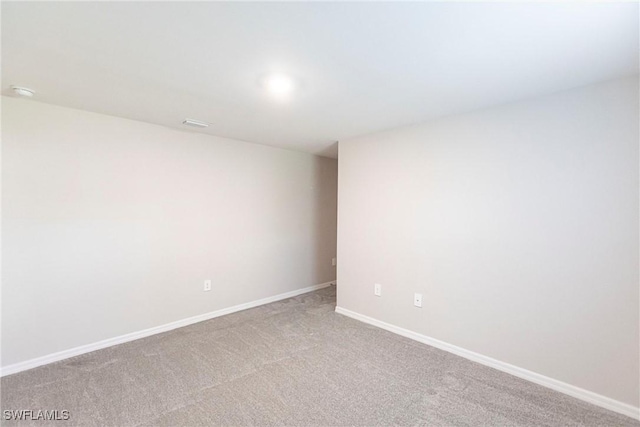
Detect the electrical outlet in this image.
<box><xmin>414</xmin><ymin>293</ymin><xmax>422</xmax><ymax>307</ymax></box>
<box><xmin>204</xmin><ymin>280</ymin><xmax>212</xmax><ymax>292</ymax></box>
<box><xmin>374</xmin><ymin>283</ymin><xmax>382</xmax><ymax>297</ymax></box>
<box><xmin>332</xmin><ymin>258</ymin><xmax>336</xmax><ymax>266</ymax></box>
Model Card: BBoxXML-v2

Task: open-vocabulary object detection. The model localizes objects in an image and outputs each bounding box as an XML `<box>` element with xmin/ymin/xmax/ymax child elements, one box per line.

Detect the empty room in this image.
<box><xmin>1</xmin><ymin>1</ymin><xmax>638</xmax><ymax>426</ymax></box>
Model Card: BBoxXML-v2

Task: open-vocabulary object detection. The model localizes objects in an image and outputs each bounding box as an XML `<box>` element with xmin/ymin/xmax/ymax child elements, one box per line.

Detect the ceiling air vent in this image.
<box><xmin>182</xmin><ymin>119</ymin><xmax>209</xmax><ymax>128</ymax></box>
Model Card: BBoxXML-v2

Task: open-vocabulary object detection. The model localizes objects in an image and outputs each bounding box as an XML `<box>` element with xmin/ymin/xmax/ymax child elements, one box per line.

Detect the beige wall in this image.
<box><xmin>1</xmin><ymin>97</ymin><xmax>337</xmax><ymax>367</ymax></box>
<box><xmin>337</xmin><ymin>77</ymin><xmax>639</xmax><ymax>406</ymax></box>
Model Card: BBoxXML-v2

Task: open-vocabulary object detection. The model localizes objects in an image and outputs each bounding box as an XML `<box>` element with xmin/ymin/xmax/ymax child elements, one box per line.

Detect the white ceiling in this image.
<box><xmin>2</xmin><ymin>2</ymin><xmax>638</xmax><ymax>158</ymax></box>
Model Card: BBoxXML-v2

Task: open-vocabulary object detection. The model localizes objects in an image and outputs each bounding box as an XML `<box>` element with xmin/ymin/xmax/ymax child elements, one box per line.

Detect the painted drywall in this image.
<box><xmin>1</xmin><ymin>97</ymin><xmax>337</xmax><ymax>367</ymax></box>
<box><xmin>337</xmin><ymin>76</ymin><xmax>639</xmax><ymax>407</ymax></box>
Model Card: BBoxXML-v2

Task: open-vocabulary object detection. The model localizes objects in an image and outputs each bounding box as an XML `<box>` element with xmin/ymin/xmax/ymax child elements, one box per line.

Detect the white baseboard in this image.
<box><xmin>0</xmin><ymin>281</ymin><xmax>335</xmax><ymax>377</ymax></box>
<box><xmin>335</xmin><ymin>306</ymin><xmax>639</xmax><ymax>421</ymax></box>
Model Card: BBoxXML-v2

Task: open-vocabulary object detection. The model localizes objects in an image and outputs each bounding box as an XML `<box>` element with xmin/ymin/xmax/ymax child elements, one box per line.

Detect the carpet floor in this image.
<box><xmin>1</xmin><ymin>286</ymin><xmax>637</xmax><ymax>426</ymax></box>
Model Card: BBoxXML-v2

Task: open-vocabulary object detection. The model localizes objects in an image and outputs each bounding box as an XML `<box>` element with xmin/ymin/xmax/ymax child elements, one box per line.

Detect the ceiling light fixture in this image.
<box><xmin>11</xmin><ymin>85</ymin><xmax>35</xmax><ymax>97</ymax></box>
<box><xmin>182</xmin><ymin>119</ymin><xmax>209</xmax><ymax>128</ymax></box>
<box><xmin>262</xmin><ymin>73</ymin><xmax>295</xmax><ymax>98</ymax></box>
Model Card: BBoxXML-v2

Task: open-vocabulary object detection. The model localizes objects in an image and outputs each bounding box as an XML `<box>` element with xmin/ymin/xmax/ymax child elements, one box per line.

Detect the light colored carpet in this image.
<box><xmin>1</xmin><ymin>286</ymin><xmax>637</xmax><ymax>426</ymax></box>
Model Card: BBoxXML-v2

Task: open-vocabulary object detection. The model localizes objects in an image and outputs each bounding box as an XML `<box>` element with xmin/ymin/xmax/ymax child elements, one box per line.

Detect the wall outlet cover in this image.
<box><xmin>414</xmin><ymin>293</ymin><xmax>422</xmax><ymax>307</ymax></box>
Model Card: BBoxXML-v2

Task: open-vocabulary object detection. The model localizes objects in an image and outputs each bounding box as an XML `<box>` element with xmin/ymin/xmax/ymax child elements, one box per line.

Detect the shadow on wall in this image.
<box><xmin>315</xmin><ymin>142</ymin><xmax>339</xmax><ymax>159</ymax></box>
<box><xmin>310</xmin><ymin>151</ymin><xmax>338</xmax><ymax>287</ymax></box>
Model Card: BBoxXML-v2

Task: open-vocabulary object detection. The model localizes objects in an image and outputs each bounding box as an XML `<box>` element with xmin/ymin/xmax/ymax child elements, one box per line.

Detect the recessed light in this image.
<box><xmin>262</xmin><ymin>73</ymin><xmax>295</xmax><ymax>97</ymax></box>
<box><xmin>182</xmin><ymin>119</ymin><xmax>209</xmax><ymax>128</ymax></box>
<box><xmin>11</xmin><ymin>85</ymin><xmax>35</xmax><ymax>97</ymax></box>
